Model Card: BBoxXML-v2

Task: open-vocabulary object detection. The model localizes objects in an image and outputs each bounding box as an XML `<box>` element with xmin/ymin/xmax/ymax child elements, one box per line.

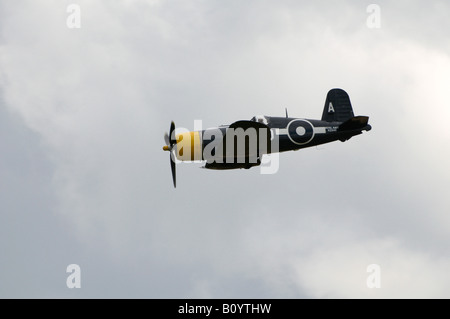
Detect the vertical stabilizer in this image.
<box><xmin>322</xmin><ymin>89</ymin><xmax>354</xmax><ymax>122</ymax></box>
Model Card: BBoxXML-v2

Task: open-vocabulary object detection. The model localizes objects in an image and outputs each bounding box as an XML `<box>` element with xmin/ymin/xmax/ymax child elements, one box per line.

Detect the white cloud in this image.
<box><xmin>292</xmin><ymin>238</ymin><xmax>450</xmax><ymax>298</ymax></box>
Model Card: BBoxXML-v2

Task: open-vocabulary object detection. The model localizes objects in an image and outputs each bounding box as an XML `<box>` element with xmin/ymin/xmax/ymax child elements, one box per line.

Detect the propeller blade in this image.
<box><xmin>170</xmin><ymin>150</ymin><xmax>176</xmax><ymax>188</ymax></box>
<box><xmin>169</xmin><ymin>121</ymin><xmax>176</xmax><ymax>146</ymax></box>
<box><xmin>164</xmin><ymin>132</ymin><xmax>170</xmax><ymax>147</ymax></box>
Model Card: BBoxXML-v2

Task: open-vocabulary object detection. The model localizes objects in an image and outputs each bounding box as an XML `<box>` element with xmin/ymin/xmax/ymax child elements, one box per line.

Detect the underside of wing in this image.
<box><xmin>204</xmin><ymin>120</ymin><xmax>271</xmax><ymax>169</ymax></box>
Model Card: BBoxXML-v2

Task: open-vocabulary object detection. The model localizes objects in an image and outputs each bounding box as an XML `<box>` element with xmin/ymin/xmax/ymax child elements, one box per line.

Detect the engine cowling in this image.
<box><xmin>175</xmin><ymin>131</ymin><xmax>203</xmax><ymax>161</ymax></box>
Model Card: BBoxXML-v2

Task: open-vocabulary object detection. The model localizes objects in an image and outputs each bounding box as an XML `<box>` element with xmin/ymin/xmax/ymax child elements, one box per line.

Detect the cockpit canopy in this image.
<box><xmin>250</xmin><ymin>115</ymin><xmax>268</xmax><ymax>125</ymax></box>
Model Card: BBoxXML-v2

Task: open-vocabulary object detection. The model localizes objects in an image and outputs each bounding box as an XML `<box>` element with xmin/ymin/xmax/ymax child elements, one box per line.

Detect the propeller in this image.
<box><xmin>163</xmin><ymin>121</ymin><xmax>177</xmax><ymax>188</ymax></box>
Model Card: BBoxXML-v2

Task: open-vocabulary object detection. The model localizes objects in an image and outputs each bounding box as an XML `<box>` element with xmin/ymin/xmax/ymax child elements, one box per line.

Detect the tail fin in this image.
<box><xmin>321</xmin><ymin>89</ymin><xmax>354</xmax><ymax>122</ymax></box>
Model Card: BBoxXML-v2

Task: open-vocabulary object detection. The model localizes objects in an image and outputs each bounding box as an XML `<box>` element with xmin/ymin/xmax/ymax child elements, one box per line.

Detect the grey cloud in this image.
<box><xmin>1</xmin><ymin>0</ymin><xmax>450</xmax><ymax>298</ymax></box>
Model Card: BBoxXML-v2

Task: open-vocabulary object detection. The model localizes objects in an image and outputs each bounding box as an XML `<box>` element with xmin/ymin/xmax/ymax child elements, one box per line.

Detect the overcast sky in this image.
<box><xmin>1</xmin><ymin>0</ymin><xmax>450</xmax><ymax>298</ymax></box>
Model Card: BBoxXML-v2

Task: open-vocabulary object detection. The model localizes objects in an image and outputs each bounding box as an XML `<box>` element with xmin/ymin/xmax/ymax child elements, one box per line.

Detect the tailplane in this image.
<box><xmin>338</xmin><ymin>116</ymin><xmax>371</xmax><ymax>131</ymax></box>
<box><xmin>322</xmin><ymin>88</ymin><xmax>354</xmax><ymax>122</ymax></box>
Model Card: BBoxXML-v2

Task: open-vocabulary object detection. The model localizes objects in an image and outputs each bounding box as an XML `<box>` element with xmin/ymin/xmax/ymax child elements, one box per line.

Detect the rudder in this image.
<box><xmin>321</xmin><ymin>89</ymin><xmax>354</xmax><ymax>122</ymax></box>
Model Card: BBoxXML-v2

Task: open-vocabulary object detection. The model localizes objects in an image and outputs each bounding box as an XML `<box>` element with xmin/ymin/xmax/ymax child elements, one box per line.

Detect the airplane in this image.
<box><xmin>163</xmin><ymin>88</ymin><xmax>371</xmax><ymax>188</ymax></box>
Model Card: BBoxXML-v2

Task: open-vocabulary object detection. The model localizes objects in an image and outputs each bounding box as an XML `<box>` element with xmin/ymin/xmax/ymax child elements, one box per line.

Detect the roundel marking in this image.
<box><xmin>287</xmin><ymin>119</ymin><xmax>315</xmax><ymax>145</ymax></box>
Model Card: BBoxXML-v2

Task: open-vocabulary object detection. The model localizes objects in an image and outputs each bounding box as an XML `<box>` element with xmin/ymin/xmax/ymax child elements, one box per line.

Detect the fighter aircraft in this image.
<box><xmin>163</xmin><ymin>88</ymin><xmax>371</xmax><ymax>187</ymax></box>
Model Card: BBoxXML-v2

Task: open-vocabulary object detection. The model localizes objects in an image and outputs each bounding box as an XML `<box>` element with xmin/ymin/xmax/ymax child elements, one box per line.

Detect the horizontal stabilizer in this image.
<box><xmin>338</xmin><ymin>116</ymin><xmax>370</xmax><ymax>131</ymax></box>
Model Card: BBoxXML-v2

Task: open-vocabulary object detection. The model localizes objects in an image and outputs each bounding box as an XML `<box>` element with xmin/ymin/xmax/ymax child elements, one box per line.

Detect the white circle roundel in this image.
<box><xmin>287</xmin><ymin>119</ymin><xmax>315</xmax><ymax>145</ymax></box>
